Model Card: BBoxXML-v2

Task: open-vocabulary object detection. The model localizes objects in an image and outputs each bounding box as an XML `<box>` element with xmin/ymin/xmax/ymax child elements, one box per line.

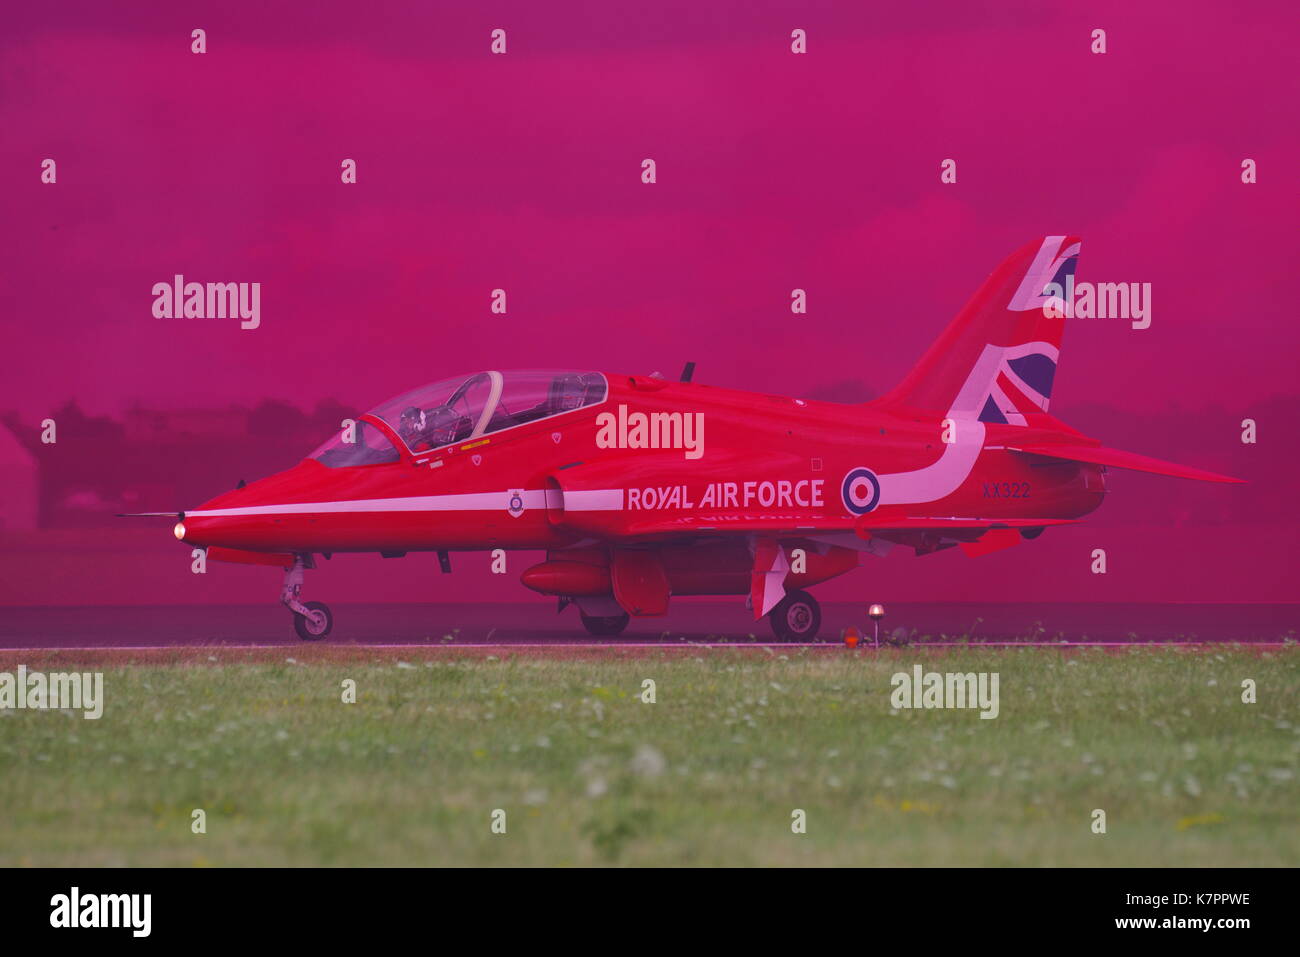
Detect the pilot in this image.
<box><xmin>553</xmin><ymin>374</ymin><xmax>586</xmax><ymax>413</ymax></box>
<box><xmin>399</xmin><ymin>406</ymin><xmax>432</xmax><ymax>450</ymax></box>
<box><xmin>401</xmin><ymin>404</ymin><xmax>461</xmax><ymax>450</ymax></box>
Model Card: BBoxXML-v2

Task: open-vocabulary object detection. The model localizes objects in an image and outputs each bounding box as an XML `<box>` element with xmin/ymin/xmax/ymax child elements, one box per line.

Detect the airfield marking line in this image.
<box><xmin>0</xmin><ymin>641</ymin><xmax>1290</xmax><ymax>652</ymax></box>
<box><xmin>0</xmin><ymin>643</ymin><xmax>835</xmax><ymax>652</ymax></box>
<box><xmin>900</xmin><ymin>640</ymin><xmax>1291</xmax><ymax>647</ymax></box>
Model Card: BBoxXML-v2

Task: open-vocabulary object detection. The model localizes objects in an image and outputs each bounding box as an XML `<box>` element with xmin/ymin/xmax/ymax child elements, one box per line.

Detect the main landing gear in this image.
<box><xmin>282</xmin><ymin>555</ymin><xmax>333</xmax><ymax>641</ymax></box>
<box><xmin>768</xmin><ymin>589</ymin><xmax>821</xmax><ymax>642</ymax></box>
<box><xmin>580</xmin><ymin>611</ymin><xmax>631</xmax><ymax>637</ymax></box>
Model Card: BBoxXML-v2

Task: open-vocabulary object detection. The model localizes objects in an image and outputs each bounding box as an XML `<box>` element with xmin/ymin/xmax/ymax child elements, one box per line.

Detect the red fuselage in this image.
<box><xmin>181</xmin><ymin>372</ymin><xmax>1105</xmax><ymax>557</ymax></box>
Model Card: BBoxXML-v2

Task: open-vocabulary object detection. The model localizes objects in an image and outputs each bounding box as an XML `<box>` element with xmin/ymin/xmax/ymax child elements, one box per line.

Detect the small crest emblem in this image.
<box><xmin>507</xmin><ymin>489</ymin><xmax>525</xmax><ymax>518</ymax></box>
<box><xmin>551</xmin><ymin>432</ymin><xmax>562</xmax><ymax>444</ymax></box>
<box><xmin>472</xmin><ymin>454</ymin><xmax>482</xmax><ymax>466</ymax></box>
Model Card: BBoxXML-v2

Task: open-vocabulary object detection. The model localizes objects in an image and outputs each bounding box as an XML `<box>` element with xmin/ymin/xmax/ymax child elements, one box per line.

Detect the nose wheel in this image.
<box><xmin>281</xmin><ymin>555</ymin><xmax>333</xmax><ymax>640</ymax></box>
<box><xmin>293</xmin><ymin>601</ymin><xmax>334</xmax><ymax>640</ymax></box>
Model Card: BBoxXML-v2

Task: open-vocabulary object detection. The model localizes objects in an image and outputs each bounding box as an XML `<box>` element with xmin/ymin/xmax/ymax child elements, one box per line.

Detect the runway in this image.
<box><xmin>0</xmin><ymin>602</ymin><xmax>1295</xmax><ymax>650</ymax></box>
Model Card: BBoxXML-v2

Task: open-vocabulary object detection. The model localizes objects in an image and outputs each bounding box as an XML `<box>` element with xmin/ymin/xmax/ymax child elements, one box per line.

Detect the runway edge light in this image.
<box><xmin>868</xmin><ymin>603</ymin><xmax>885</xmax><ymax>648</ymax></box>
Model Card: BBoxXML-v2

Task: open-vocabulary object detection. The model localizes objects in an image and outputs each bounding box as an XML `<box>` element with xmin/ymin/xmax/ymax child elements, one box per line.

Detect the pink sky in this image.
<box><xmin>0</xmin><ymin>1</ymin><xmax>1295</xmax><ymax>604</ymax></box>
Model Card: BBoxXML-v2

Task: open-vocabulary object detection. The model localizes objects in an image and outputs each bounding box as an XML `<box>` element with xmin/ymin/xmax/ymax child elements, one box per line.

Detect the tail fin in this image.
<box><xmin>878</xmin><ymin>236</ymin><xmax>1080</xmax><ymax>424</ymax></box>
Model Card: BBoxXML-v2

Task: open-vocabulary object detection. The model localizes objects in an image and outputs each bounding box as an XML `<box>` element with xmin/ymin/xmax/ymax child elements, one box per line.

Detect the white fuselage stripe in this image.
<box><xmin>187</xmin><ymin>489</ymin><xmax>623</xmax><ymax>518</ymax></box>
<box><xmin>875</xmin><ymin>418</ymin><xmax>986</xmax><ymax>506</ymax></box>
<box><xmin>561</xmin><ymin>489</ymin><xmax>624</xmax><ymax>511</ymax></box>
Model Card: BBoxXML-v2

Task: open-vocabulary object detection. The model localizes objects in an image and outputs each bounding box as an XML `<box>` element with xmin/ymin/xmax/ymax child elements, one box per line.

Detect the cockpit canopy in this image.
<box><xmin>312</xmin><ymin>370</ymin><xmax>607</xmax><ymax>467</ymax></box>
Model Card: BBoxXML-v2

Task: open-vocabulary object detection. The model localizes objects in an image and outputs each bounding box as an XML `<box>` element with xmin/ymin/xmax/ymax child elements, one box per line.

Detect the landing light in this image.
<box><xmin>173</xmin><ymin>522</ymin><xmax>187</xmax><ymax>540</ymax></box>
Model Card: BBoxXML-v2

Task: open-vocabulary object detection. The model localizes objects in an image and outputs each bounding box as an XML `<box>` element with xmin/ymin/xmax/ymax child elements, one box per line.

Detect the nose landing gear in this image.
<box><xmin>293</xmin><ymin>601</ymin><xmax>334</xmax><ymax>640</ymax></box>
<box><xmin>282</xmin><ymin>555</ymin><xmax>333</xmax><ymax>640</ymax></box>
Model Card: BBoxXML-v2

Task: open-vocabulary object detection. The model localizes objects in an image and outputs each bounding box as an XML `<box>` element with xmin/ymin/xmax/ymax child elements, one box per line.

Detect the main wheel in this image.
<box><xmin>769</xmin><ymin>589</ymin><xmax>821</xmax><ymax>641</ymax></box>
<box><xmin>580</xmin><ymin>611</ymin><xmax>630</xmax><ymax>637</ymax></box>
<box><xmin>293</xmin><ymin>600</ymin><xmax>334</xmax><ymax>640</ymax></box>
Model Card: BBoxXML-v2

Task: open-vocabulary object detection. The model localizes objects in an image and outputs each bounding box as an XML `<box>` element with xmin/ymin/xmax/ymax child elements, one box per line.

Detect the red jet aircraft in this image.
<box><xmin>143</xmin><ymin>237</ymin><xmax>1242</xmax><ymax>640</ymax></box>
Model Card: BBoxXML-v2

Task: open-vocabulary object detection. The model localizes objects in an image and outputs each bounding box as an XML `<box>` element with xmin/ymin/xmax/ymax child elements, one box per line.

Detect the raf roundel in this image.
<box><xmin>840</xmin><ymin>467</ymin><xmax>880</xmax><ymax>515</ymax></box>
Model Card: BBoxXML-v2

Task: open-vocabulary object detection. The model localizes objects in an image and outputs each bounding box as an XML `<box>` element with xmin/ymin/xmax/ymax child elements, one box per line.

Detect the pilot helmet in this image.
<box><xmin>399</xmin><ymin>406</ymin><xmax>427</xmax><ymax>437</ymax></box>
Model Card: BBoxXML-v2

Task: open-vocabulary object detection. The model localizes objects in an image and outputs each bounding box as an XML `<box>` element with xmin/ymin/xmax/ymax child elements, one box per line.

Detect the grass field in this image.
<box><xmin>0</xmin><ymin>646</ymin><xmax>1295</xmax><ymax>866</ymax></box>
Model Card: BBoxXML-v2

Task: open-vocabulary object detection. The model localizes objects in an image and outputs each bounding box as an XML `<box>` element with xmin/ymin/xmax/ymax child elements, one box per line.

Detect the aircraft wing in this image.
<box><xmin>610</xmin><ymin>515</ymin><xmax>861</xmax><ymax>540</ymax></box>
<box><xmin>853</xmin><ymin>517</ymin><xmax>1080</xmax><ymax>531</ymax></box>
<box><xmin>588</xmin><ymin>514</ymin><xmax>1077</xmax><ymax>541</ymax></box>
<box><xmin>1009</xmin><ymin>444</ymin><xmax>1245</xmax><ymax>484</ymax></box>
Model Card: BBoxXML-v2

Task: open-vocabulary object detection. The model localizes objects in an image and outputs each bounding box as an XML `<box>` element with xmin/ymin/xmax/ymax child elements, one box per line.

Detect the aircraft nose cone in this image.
<box><xmin>178</xmin><ymin>471</ymin><xmax>288</xmax><ymax>550</ymax></box>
